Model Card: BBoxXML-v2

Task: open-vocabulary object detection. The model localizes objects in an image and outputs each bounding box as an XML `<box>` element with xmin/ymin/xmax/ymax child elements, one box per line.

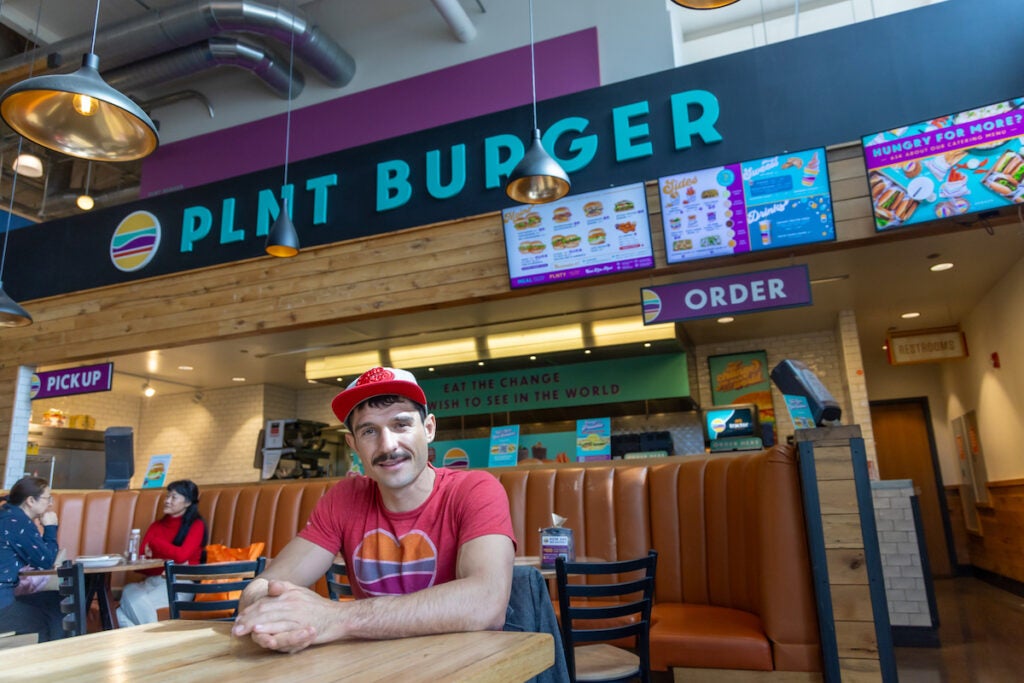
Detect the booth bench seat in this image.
<box><xmin>44</xmin><ymin>445</ymin><xmax>821</xmax><ymax>677</ymax></box>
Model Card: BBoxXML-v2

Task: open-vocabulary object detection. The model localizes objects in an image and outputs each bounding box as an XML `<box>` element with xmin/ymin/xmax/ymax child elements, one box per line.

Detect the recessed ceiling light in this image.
<box><xmin>477</xmin><ymin>361</ymin><xmax>485</xmax><ymax>366</ymax></box>
<box><xmin>232</xmin><ymin>377</ymin><xmax>246</xmax><ymax>382</ymax></box>
<box><xmin>529</xmin><ymin>355</ymin><xmax>537</xmax><ymax>361</ymax></box>
<box><xmin>428</xmin><ymin>367</ymin><xmax>436</xmax><ymax>372</ymax></box>
<box><xmin>643</xmin><ymin>342</ymin><xmax>652</xmax><ymax>348</ymax></box>
<box><xmin>177</xmin><ymin>365</ymin><xmax>193</xmax><ymax>371</ymax></box>
<box><xmin>584</xmin><ymin>349</ymin><xmax>592</xmax><ymax>354</ymax></box>
<box><xmin>930</xmin><ymin>262</ymin><xmax>954</xmax><ymax>272</ymax></box>
<box><xmin>717</xmin><ymin>317</ymin><xmax>734</xmax><ymax>324</ymax></box>
<box><xmin>307</xmin><ymin>379</ymin><xmax>317</xmax><ymax>384</ymax></box>
<box><xmin>901</xmin><ymin>312</ymin><xmax>920</xmax><ymax>319</ymax></box>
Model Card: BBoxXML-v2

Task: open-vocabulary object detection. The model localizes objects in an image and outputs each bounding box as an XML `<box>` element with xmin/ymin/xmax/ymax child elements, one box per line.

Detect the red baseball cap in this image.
<box><xmin>331</xmin><ymin>367</ymin><xmax>427</xmax><ymax>424</ymax></box>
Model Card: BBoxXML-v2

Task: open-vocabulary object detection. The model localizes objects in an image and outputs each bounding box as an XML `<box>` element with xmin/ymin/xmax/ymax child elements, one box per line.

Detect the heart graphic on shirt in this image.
<box><xmin>351</xmin><ymin>530</ymin><xmax>438</xmax><ymax>596</ymax></box>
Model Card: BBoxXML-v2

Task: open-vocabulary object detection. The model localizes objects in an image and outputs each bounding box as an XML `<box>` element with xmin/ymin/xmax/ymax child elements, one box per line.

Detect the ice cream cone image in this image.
<box><xmin>802</xmin><ymin>152</ymin><xmax>820</xmax><ymax>187</ymax></box>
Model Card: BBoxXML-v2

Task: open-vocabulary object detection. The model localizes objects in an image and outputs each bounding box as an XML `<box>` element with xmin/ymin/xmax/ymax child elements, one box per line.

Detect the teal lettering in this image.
<box><xmin>545</xmin><ymin>117</ymin><xmax>596</xmax><ymax>172</ymax></box>
<box><xmin>377</xmin><ymin>160</ymin><xmax>412</xmax><ymax>211</ymax></box>
<box><xmin>256</xmin><ymin>185</ymin><xmax>293</xmax><ymax>237</ymax></box>
<box><xmin>426</xmin><ymin>144</ymin><xmax>466</xmax><ymax>199</ymax></box>
<box><xmin>180</xmin><ymin>206</ymin><xmax>212</xmax><ymax>252</ymax></box>
<box><xmin>483</xmin><ymin>134</ymin><xmax>523</xmax><ymax>189</ymax></box>
<box><xmin>612</xmin><ymin>101</ymin><xmax>653</xmax><ymax>161</ymax></box>
<box><xmin>670</xmin><ymin>89</ymin><xmax>722</xmax><ymax>150</ymax></box>
<box><xmin>220</xmin><ymin>197</ymin><xmax>243</xmax><ymax>244</ymax></box>
<box><xmin>306</xmin><ymin>174</ymin><xmax>338</xmax><ymax>225</ymax></box>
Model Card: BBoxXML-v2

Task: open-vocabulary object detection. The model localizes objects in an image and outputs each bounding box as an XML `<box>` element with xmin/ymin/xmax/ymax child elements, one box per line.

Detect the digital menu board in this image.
<box><xmin>658</xmin><ymin>147</ymin><xmax>835</xmax><ymax>264</ymax></box>
<box><xmin>502</xmin><ymin>182</ymin><xmax>654</xmax><ymax>289</ymax></box>
<box><xmin>862</xmin><ymin>96</ymin><xmax>1024</xmax><ymax>231</ymax></box>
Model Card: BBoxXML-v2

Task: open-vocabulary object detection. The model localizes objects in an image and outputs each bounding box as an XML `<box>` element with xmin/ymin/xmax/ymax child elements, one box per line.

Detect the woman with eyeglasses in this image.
<box><xmin>117</xmin><ymin>479</ymin><xmax>207</xmax><ymax>626</ymax></box>
<box><xmin>0</xmin><ymin>476</ymin><xmax>64</xmax><ymax>641</ymax></box>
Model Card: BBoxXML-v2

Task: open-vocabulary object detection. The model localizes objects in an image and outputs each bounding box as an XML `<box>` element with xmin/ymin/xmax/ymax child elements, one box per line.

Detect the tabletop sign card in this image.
<box><xmin>658</xmin><ymin>147</ymin><xmax>835</xmax><ymax>264</ymax></box>
<box><xmin>575</xmin><ymin>418</ymin><xmax>611</xmax><ymax>461</ymax></box>
<box><xmin>863</xmin><ymin>96</ymin><xmax>1024</xmax><ymax>231</ymax></box>
<box><xmin>502</xmin><ymin>182</ymin><xmax>654</xmax><ymax>289</ymax></box>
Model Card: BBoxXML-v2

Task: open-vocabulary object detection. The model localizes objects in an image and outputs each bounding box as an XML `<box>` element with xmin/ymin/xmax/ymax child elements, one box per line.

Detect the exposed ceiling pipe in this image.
<box><xmin>106</xmin><ymin>37</ymin><xmax>305</xmax><ymax>100</ymax></box>
<box><xmin>0</xmin><ymin>0</ymin><xmax>354</xmax><ymax>89</ymax></box>
<box><xmin>431</xmin><ymin>0</ymin><xmax>477</xmax><ymax>43</ymax></box>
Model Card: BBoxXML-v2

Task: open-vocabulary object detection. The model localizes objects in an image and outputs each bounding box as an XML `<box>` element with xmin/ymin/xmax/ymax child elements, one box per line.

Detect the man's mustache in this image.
<box><xmin>373</xmin><ymin>450</ymin><xmax>411</xmax><ymax>466</ymax></box>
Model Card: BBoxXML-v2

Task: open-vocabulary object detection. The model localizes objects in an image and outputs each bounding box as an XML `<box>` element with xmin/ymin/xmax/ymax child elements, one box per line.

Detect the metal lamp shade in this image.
<box><xmin>0</xmin><ymin>53</ymin><xmax>159</xmax><ymax>162</ymax></box>
<box><xmin>265</xmin><ymin>199</ymin><xmax>300</xmax><ymax>257</ymax></box>
<box><xmin>0</xmin><ymin>284</ymin><xmax>32</xmax><ymax>327</ymax></box>
<box><xmin>670</xmin><ymin>0</ymin><xmax>741</xmax><ymax>8</ymax></box>
<box><xmin>506</xmin><ymin>129</ymin><xmax>571</xmax><ymax>204</ymax></box>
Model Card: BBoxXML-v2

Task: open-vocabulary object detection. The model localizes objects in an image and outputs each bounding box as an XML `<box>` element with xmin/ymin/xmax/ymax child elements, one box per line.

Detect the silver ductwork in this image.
<box><xmin>106</xmin><ymin>37</ymin><xmax>305</xmax><ymax>100</ymax></box>
<box><xmin>0</xmin><ymin>0</ymin><xmax>355</xmax><ymax>88</ymax></box>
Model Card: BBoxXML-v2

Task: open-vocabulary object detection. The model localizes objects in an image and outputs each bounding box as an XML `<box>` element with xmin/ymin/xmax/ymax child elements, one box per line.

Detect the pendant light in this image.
<box><xmin>11</xmin><ymin>152</ymin><xmax>43</xmax><ymax>179</ymax></box>
<box><xmin>0</xmin><ymin>143</ymin><xmax>33</xmax><ymax>327</ymax></box>
<box><xmin>0</xmin><ymin>0</ymin><xmax>159</xmax><ymax>162</ymax></box>
<box><xmin>505</xmin><ymin>0</ymin><xmax>570</xmax><ymax>205</ymax></box>
<box><xmin>77</xmin><ymin>162</ymin><xmax>95</xmax><ymax>211</ymax></box>
<box><xmin>670</xmin><ymin>0</ymin><xmax>741</xmax><ymax>9</ymax></box>
<box><xmin>265</xmin><ymin>2</ymin><xmax>300</xmax><ymax>258</ymax></box>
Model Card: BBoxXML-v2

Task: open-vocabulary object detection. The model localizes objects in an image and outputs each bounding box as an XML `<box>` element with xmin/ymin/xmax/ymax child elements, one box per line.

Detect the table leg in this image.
<box><xmin>86</xmin><ymin>574</ymin><xmax>120</xmax><ymax>630</ymax></box>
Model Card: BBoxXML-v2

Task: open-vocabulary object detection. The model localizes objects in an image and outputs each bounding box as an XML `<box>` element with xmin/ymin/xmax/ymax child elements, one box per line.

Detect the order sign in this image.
<box><xmin>501</xmin><ymin>182</ymin><xmax>654</xmax><ymax>289</ymax></box>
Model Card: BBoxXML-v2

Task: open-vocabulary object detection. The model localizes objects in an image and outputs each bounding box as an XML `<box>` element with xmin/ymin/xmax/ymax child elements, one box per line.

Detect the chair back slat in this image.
<box><xmin>57</xmin><ymin>560</ymin><xmax>88</xmax><ymax>637</ymax></box>
<box><xmin>556</xmin><ymin>550</ymin><xmax>657</xmax><ymax>683</ymax></box>
<box><xmin>164</xmin><ymin>557</ymin><xmax>266</xmax><ymax>622</ymax></box>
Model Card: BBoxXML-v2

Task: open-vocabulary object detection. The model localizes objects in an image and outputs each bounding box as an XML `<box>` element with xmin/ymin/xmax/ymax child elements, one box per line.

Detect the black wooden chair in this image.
<box><xmin>324</xmin><ymin>560</ymin><xmax>353</xmax><ymax>600</ymax></box>
<box><xmin>57</xmin><ymin>560</ymin><xmax>88</xmax><ymax>637</ymax></box>
<box><xmin>163</xmin><ymin>558</ymin><xmax>266</xmax><ymax>621</ymax></box>
<box><xmin>555</xmin><ymin>550</ymin><xmax>657</xmax><ymax>683</ymax></box>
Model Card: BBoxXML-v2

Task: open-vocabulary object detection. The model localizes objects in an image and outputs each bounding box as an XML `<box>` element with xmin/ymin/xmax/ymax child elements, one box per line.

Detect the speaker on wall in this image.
<box><xmin>103</xmin><ymin>426</ymin><xmax>135</xmax><ymax>490</ymax></box>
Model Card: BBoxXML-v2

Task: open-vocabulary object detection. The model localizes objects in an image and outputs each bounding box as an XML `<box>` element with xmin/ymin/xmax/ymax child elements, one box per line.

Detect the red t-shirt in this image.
<box><xmin>298</xmin><ymin>466</ymin><xmax>515</xmax><ymax>599</ymax></box>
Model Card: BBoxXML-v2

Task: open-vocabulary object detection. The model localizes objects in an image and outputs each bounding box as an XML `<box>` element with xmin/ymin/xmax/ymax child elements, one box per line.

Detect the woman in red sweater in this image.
<box><xmin>116</xmin><ymin>480</ymin><xmax>206</xmax><ymax>626</ymax></box>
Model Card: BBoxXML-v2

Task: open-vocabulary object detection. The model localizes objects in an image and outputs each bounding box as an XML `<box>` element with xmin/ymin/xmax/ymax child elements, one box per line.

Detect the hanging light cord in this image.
<box><xmin>529</xmin><ymin>0</ymin><xmax>537</xmax><ymax>131</ymax></box>
<box><xmin>0</xmin><ymin>139</ymin><xmax>24</xmax><ymax>284</ymax></box>
<box><xmin>282</xmin><ymin>2</ymin><xmax>296</xmax><ymax>190</ymax></box>
<box><xmin>90</xmin><ymin>0</ymin><xmax>101</xmax><ymax>54</ymax></box>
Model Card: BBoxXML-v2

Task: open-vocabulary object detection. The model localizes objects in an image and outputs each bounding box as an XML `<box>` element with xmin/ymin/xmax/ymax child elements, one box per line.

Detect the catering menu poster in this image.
<box><xmin>502</xmin><ymin>182</ymin><xmax>654</xmax><ymax>289</ymax></box>
<box><xmin>142</xmin><ymin>454</ymin><xmax>171</xmax><ymax>489</ymax></box>
<box><xmin>659</xmin><ymin>147</ymin><xmax>834</xmax><ymax>263</ymax></box>
<box><xmin>862</xmin><ymin>96</ymin><xmax>1024</xmax><ymax>231</ymax></box>
<box><xmin>576</xmin><ymin>418</ymin><xmax>611</xmax><ymax>461</ymax></box>
<box><xmin>488</xmin><ymin>425</ymin><xmax>519</xmax><ymax>468</ymax></box>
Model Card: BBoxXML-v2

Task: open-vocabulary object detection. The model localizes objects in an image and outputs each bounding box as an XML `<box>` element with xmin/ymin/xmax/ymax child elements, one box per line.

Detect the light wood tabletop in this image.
<box><xmin>4</xmin><ymin>620</ymin><xmax>555</xmax><ymax>682</ymax></box>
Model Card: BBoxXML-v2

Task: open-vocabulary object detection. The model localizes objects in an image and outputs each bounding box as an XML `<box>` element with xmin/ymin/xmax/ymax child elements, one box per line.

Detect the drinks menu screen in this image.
<box><xmin>862</xmin><ymin>96</ymin><xmax>1024</xmax><ymax>231</ymax></box>
<box><xmin>502</xmin><ymin>183</ymin><xmax>654</xmax><ymax>289</ymax></box>
<box><xmin>658</xmin><ymin>147</ymin><xmax>835</xmax><ymax>264</ymax></box>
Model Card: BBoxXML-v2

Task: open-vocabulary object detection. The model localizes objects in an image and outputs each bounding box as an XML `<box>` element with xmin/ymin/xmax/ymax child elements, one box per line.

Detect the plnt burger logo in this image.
<box><xmin>110</xmin><ymin>211</ymin><xmax>161</xmax><ymax>272</ymax></box>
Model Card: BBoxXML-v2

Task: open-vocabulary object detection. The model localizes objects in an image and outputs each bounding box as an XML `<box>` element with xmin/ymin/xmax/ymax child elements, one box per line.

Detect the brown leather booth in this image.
<box><xmin>41</xmin><ymin>445</ymin><xmax>821</xmax><ymax>676</ymax></box>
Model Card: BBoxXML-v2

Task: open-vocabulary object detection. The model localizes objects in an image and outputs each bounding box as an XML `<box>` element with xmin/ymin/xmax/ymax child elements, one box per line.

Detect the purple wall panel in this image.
<box><xmin>140</xmin><ymin>29</ymin><xmax>600</xmax><ymax>197</ymax></box>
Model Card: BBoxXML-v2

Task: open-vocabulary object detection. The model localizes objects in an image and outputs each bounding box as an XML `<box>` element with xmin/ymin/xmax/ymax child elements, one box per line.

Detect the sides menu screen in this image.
<box><xmin>659</xmin><ymin>147</ymin><xmax>835</xmax><ymax>264</ymax></box>
<box><xmin>502</xmin><ymin>183</ymin><xmax>654</xmax><ymax>289</ymax></box>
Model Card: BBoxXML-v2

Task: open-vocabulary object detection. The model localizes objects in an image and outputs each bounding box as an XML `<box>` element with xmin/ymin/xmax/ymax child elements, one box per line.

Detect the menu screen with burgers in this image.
<box><xmin>862</xmin><ymin>96</ymin><xmax>1024</xmax><ymax>231</ymax></box>
<box><xmin>658</xmin><ymin>147</ymin><xmax>834</xmax><ymax>264</ymax></box>
<box><xmin>502</xmin><ymin>182</ymin><xmax>654</xmax><ymax>289</ymax></box>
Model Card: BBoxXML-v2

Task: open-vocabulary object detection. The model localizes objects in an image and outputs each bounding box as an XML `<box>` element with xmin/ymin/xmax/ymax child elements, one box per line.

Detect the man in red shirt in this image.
<box><xmin>233</xmin><ymin>367</ymin><xmax>516</xmax><ymax>653</ymax></box>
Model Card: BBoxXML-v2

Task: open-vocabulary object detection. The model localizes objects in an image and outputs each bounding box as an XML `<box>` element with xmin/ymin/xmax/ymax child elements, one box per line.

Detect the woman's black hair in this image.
<box><xmin>166</xmin><ymin>479</ymin><xmax>208</xmax><ymax>548</ymax></box>
<box><xmin>1</xmin><ymin>476</ymin><xmax>49</xmax><ymax>506</ymax></box>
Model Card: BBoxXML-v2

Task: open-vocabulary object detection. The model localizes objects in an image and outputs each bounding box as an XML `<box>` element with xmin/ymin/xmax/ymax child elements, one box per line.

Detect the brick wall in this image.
<box><xmin>872</xmin><ymin>480</ymin><xmax>933</xmax><ymax>628</ymax></box>
<box><xmin>30</xmin><ymin>386</ymin><xmax>142</xmax><ymax>433</ymax></box>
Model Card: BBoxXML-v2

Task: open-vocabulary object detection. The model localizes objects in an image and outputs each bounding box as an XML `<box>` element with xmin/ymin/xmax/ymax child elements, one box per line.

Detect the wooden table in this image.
<box><xmin>2</xmin><ymin>620</ymin><xmax>555</xmax><ymax>682</ymax></box>
<box><xmin>25</xmin><ymin>558</ymin><xmax>165</xmax><ymax>630</ymax></box>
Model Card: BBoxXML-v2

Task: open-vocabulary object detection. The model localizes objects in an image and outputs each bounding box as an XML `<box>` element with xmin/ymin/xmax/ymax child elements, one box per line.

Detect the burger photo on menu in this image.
<box><xmin>583</xmin><ymin>201</ymin><xmax>604</xmax><ymax>218</ymax></box>
<box><xmin>552</xmin><ymin>206</ymin><xmax>572</xmax><ymax>222</ymax></box>
<box><xmin>551</xmin><ymin>234</ymin><xmax>566</xmax><ymax>250</ymax></box>
<box><xmin>562</xmin><ymin>234</ymin><xmax>582</xmax><ymax>248</ymax></box>
<box><xmin>588</xmin><ymin>228</ymin><xmax>606</xmax><ymax>245</ymax></box>
<box><xmin>613</xmin><ymin>199</ymin><xmax>634</xmax><ymax>212</ymax></box>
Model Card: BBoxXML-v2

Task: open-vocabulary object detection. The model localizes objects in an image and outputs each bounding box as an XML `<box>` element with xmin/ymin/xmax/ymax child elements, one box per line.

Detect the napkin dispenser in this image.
<box><xmin>540</xmin><ymin>513</ymin><xmax>575</xmax><ymax>568</ymax></box>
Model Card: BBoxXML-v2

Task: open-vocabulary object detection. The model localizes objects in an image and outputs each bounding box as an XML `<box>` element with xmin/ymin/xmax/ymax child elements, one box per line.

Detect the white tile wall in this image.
<box><xmin>872</xmin><ymin>481</ymin><xmax>934</xmax><ymax>628</ymax></box>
